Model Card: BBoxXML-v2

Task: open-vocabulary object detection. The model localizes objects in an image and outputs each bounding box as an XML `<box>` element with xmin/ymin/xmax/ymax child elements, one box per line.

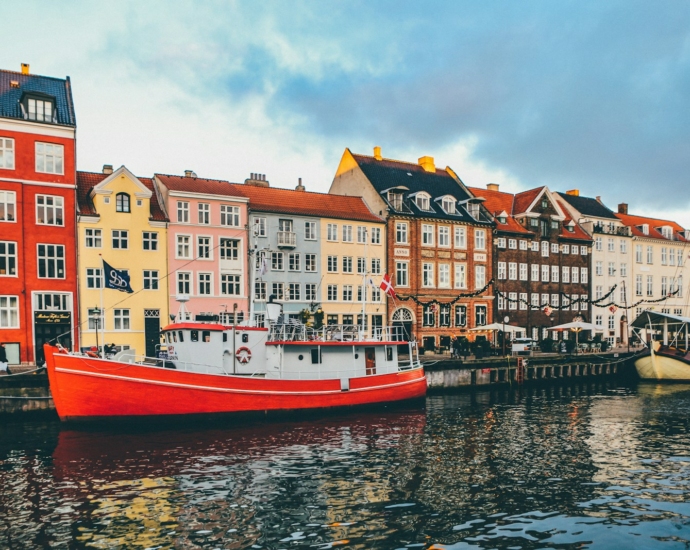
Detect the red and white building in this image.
<box><xmin>0</xmin><ymin>65</ymin><xmax>78</xmax><ymax>366</ymax></box>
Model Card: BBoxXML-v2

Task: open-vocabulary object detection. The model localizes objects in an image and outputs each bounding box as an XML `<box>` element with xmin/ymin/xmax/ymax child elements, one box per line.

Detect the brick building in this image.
<box><xmin>331</xmin><ymin>147</ymin><xmax>494</xmax><ymax>352</ymax></box>
<box><xmin>469</xmin><ymin>184</ymin><xmax>593</xmax><ymax>343</ymax></box>
<box><xmin>0</xmin><ymin>65</ymin><xmax>78</xmax><ymax>366</ymax></box>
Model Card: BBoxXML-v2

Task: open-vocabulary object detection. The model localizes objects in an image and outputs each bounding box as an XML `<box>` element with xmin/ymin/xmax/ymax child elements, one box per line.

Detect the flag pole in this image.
<box><xmin>361</xmin><ymin>228</ymin><xmax>367</xmax><ymax>337</ymax></box>
<box><xmin>100</xmin><ymin>254</ymin><xmax>105</xmax><ymax>358</ymax></box>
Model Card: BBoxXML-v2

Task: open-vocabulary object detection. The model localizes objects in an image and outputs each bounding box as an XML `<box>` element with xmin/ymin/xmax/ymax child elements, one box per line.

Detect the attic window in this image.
<box><xmin>467</xmin><ymin>202</ymin><xmax>480</xmax><ymax>220</ymax></box>
<box><xmin>415</xmin><ymin>193</ymin><xmax>431</xmax><ymax>211</ymax></box>
<box><xmin>541</xmin><ymin>199</ymin><xmax>548</xmax><ymax>209</ymax></box>
<box><xmin>441</xmin><ymin>197</ymin><xmax>456</xmax><ymax>214</ymax></box>
<box><xmin>25</xmin><ymin>97</ymin><xmax>56</xmax><ymax>123</ymax></box>
<box><xmin>388</xmin><ymin>192</ymin><xmax>403</xmax><ymax>211</ymax></box>
<box><xmin>116</xmin><ymin>193</ymin><xmax>131</xmax><ymax>213</ymax></box>
<box><xmin>639</xmin><ymin>224</ymin><xmax>649</xmax><ymax>235</ymax></box>
<box><xmin>661</xmin><ymin>226</ymin><xmax>673</xmax><ymax>240</ymax></box>
<box><xmin>498</xmin><ymin>216</ymin><xmax>507</xmax><ymax>224</ymax></box>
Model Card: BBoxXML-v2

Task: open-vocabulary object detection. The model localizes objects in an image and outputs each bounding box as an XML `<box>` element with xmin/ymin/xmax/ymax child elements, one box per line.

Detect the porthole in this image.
<box><xmin>354</xmin><ymin>353</ymin><xmax>359</xmax><ymax>359</ymax></box>
<box><xmin>298</xmin><ymin>354</ymin><xmax>304</xmax><ymax>361</ymax></box>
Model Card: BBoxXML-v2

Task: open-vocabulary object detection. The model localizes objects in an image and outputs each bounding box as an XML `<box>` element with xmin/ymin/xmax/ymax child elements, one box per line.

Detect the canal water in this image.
<box><xmin>1</xmin><ymin>382</ymin><xmax>689</xmax><ymax>549</ymax></box>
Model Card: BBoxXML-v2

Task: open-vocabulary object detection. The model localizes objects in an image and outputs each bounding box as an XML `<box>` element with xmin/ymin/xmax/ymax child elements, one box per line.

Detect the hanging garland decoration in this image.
<box><xmin>396</xmin><ymin>279</ymin><xmax>495</xmax><ymax>308</ymax></box>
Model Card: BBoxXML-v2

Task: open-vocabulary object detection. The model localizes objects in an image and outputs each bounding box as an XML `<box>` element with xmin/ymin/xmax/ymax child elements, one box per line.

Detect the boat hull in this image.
<box><xmin>44</xmin><ymin>345</ymin><xmax>427</xmax><ymax>421</ymax></box>
<box><xmin>634</xmin><ymin>349</ymin><xmax>690</xmax><ymax>382</ymax></box>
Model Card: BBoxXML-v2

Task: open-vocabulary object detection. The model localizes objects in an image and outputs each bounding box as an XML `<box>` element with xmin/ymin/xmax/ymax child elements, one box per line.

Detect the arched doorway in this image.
<box><xmin>392</xmin><ymin>307</ymin><xmax>414</xmax><ymax>353</ymax></box>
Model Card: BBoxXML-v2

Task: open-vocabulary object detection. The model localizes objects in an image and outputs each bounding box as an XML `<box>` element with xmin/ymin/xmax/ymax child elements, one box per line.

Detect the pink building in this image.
<box><xmin>155</xmin><ymin>172</ymin><xmax>249</xmax><ymax>323</ymax></box>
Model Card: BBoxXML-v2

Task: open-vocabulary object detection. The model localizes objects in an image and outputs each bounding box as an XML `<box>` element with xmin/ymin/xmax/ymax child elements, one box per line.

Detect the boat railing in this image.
<box><xmin>267</xmin><ymin>323</ymin><xmax>409</xmax><ymax>343</ymax></box>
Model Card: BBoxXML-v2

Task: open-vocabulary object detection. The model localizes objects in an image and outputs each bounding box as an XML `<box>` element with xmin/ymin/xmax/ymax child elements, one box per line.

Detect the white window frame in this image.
<box><xmin>475</xmin><ymin>265</ymin><xmax>486</xmax><ymax>289</ymax></box>
<box><xmin>220</xmin><ymin>205</ymin><xmax>240</xmax><ymax>227</ymax></box>
<box><xmin>36</xmin><ymin>194</ymin><xmax>64</xmax><ymax>226</ymax></box>
<box><xmin>454</xmin><ymin>263</ymin><xmax>467</xmax><ymax>289</ymax></box>
<box><xmin>0</xmin><ymin>295</ymin><xmax>19</xmax><ymax>328</ymax></box>
<box><xmin>176</xmin><ymin>201</ymin><xmax>189</xmax><ymax>223</ymax></box>
<box><xmin>0</xmin><ymin>241</ymin><xmax>17</xmax><ymax>277</ymax></box>
<box><xmin>370</xmin><ymin>227</ymin><xmax>381</xmax><ymax>245</ymax></box>
<box><xmin>142</xmin><ymin>231</ymin><xmax>158</xmax><ymax>251</ymax></box>
<box><xmin>37</xmin><ymin>243</ymin><xmax>65</xmax><ymax>279</ymax></box>
<box><xmin>474</xmin><ymin>229</ymin><xmax>486</xmax><ymax>250</ymax></box>
<box><xmin>85</xmin><ymin>228</ymin><xmax>102</xmax><ymax>248</ymax></box>
<box><xmin>113</xmin><ymin>309</ymin><xmax>131</xmax><ymax>331</ymax></box>
<box><xmin>35</xmin><ymin>142</ymin><xmax>64</xmax><ymax>175</ymax></box>
<box><xmin>422</xmin><ymin>263</ymin><xmax>434</xmax><ymax>287</ymax></box>
<box><xmin>198</xmin><ymin>203</ymin><xmax>210</xmax><ymax>225</ymax></box>
<box><xmin>0</xmin><ymin>138</ymin><xmax>15</xmax><ymax>170</ymax></box>
<box><xmin>438</xmin><ymin>263</ymin><xmax>450</xmax><ymax>288</ymax></box>
<box><xmin>342</xmin><ymin>225</ymin><xmax>353</xmax><ymax>243</ymax></box>
<box><xmin>176</xmin><ymin>235</ymin><xmax>191</xmax><ymax>259</ymax></box>
<box><xmin>438</xmin><ymin>226</ymin><xmax>450</xmax><ymax>247</ymax></box>
<box><xmin>198</xmin><ymin>272</ymin><xmax>213</xmax><ymax>295</ymax></box>
<box><xmin>327</xmin><ymin>223</ymin><xmax>338</xmax><ymax>241</ymax></box>
<box><xmin>422</xmin><ymin>224</ymin><xmax>434</xmax><ymax>246</ymax></box>
<box><xmin>454</xmin><ymin>226</ymin><xmax>466</xmax><ymax>249</ymax></box>
<box><xmin>305</xmin><ymin>221</ymin><xmax>317</xmax><ymax>240</ymax></box>
<box><xmin>396</xmin><ymin>261</ymin><xmax>409</xmax><ymax>287</ymax></box>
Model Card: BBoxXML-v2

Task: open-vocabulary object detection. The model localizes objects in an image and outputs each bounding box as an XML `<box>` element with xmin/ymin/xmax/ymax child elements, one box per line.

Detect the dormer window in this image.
<box><xmin>660</xmin><ymin>226</ymin><xmax>673</xmax><ymax>240</ymax></box>
<box><xmin>441</xmin><ymin>197</ymin><xmax>456</xmax><ymax>214</ymax></box>
<box><xmin>388</xmin><ymin>192</ymin><xmax>403</xmax><ymax>211</ymax></box>
<box><xmin>639</xmin><ymin>224</ymin><xmax>649</xmax><ymax>235</ymax></box>
<box><xmin>22</xmin><ymin>94</ymin><xmax>56</xmax><ymax>123</ymax></box>
<box><xmin>467</xmin><ymin>202</ymin><xmax>479</xmax><ymax>220</ymax></box>
<box><xmin>116</xmin><ymin>193</ymin><xmax>131</xmax><ymax>213</ymax></box>
<box><xmin>415</xmin><ymin>193</ymin><xmax>431</xmax><ymax>211</ymax></box>
<box><xmin>498</xmin><ymin>216</ymin><xmax>507</xmax><ymax>224</ymax></box>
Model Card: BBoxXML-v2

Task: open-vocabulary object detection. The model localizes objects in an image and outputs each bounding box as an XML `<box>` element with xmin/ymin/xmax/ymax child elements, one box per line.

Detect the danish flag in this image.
<box><xmin>380</xmin><ymin>273</ymin><xmax>397</xmax><ymax>298</ymax></box>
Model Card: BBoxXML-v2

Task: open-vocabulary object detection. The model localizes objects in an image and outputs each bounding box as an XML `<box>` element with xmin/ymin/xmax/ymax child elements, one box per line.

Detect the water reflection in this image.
<box><xmin>0</xmin><ymin>382</ymin><xmax>689</xmax><ymax>548</ymax></box>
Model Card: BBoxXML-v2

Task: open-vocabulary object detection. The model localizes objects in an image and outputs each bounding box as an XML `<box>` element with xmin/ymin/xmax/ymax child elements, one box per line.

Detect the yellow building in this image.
<box><xmin>320</xmin><ymin>215</ymin><xmax>387</xmax><ymax>334</ymax></box>
<box><xmin>77</xmin><ymin>165</ymin><xmax>169</xmax><ymax>357</ymax></box>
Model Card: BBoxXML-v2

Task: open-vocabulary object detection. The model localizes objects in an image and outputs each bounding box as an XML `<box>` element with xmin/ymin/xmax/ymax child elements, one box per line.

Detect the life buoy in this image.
<box><xmin>236</xmin><ymin>346</ymin><xmax>252</xmax><ymax>364</ymax></box>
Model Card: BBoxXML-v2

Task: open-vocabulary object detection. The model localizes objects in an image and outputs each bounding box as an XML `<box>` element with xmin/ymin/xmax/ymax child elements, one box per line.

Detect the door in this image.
<box><xmin>34</xmin><ymin>321</ymin><xmax>71</xmax><ymax>366</ymax></box>
<box><xmin>365</xmin><ymin>347</ymin><xmax>376</xmax><ymax>375</ymax></box>
<box><xmin>144</xmin><ymin>310</ymin><xmax>161</xmax><ymax>358</ymax></box>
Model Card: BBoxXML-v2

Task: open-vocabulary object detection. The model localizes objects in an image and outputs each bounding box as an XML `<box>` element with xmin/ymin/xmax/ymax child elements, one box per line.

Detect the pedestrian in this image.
<box><xmin>0</xmin><ymin>342</ymin><xmax>10</xmax><ymax>375</ymax></box>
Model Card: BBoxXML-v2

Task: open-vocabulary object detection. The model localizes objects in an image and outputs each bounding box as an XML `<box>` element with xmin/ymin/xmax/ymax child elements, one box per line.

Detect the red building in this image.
<box><xmin>0</xmin><ymin>65</ymin><xmax>78</xmax><ymax>366</ymax></box>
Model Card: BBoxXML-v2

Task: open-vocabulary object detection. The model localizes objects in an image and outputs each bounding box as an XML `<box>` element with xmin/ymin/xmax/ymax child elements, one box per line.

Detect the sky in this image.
<box><xmin>3</xmin><ymin>1</ymin><xmax>690</xmax><ymax>224</ymax></box>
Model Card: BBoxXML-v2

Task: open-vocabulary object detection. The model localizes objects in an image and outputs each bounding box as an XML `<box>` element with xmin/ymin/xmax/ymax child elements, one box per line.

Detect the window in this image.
<box><xmin>562</xmin><ymin>265</ymin><xmax>570</xmax><ymax>283</ymax></box>
<box><xmin>670</xmin><ymin>248</ymin><xmax>676</xmax><ymax>266</ymax></box>
<box><xmin>562</xmin><ymin>244</ymin><xmax>570</xmax><ymax>254</ymax></box>
<box><xmin>661</xmin><ymin>276</ymin><xmax>668</xmax><ymax>297</ymax></box>
<box><xmin>0</xmin><ymin>296</ymin><xmax>19</xmax><ymax>328</ymax></box>
<box><xmin>423</xmin><ymin>305</ymin><xmax>435</xmax><ymax>327</ymax></box>
<box><xmin>572</xmin><ymin>267</ymin><xmax>579</xmax><ymax>284</ymax></box>
<box><xmin>678</xmin><ymin>249</ymin><xmax>684</xmax><ymax>267</ymax></box>
<box><xmin>440</xmin><ymin>263</ymin><xmax>452</xmax><ymax>288</ymax></box>
<box><xmin>0</xmin><ymin>242</ymin><xmax>17</xmax><ymax>276</ymax></box>
<box><xmin>415</xmin><ymin>194</ymin><xmax>430</xmax><ymax>211</ymax></box>
<box><xmin>289</xmin><ymin>253</ymin><xmax>301</xmax><ymax>271</ymax></box>
<box><xmin>253</xmin><ymin>282</ymin><xmax>266</xmax><ymax>300</ymax></box>
<box><xmin>474</xmin><ymin>229</ymin><xmax>486</xmax><ymax>250</ymax></box>
<box><xmin>0</xmin><ymin>190</ymin><xmax>16</xmax><ymax>222</ymax></box>
<box><xmin>371</xmin><ymin>227</ymin><xmax>381</xmax><ymax>244</ymax></box>
<box><xmin>454</xmin><ymin>263</ymin><xmax>467</xmax><ymax>289</ymax></box>
<box><xmin>143</xmin><ymin>270</ymin><xmax>158</xmax><ymax>290</ymax></box>
<box><xmin>113</xmin><ymin>309</ymin><xmax>130</xmax><ymax>330</ymax></box>
<box><xmin>531</xmin><ymin>264</ymin><xmax>539</xmax><ymax>282</ymax></box>
<box><xmin>519</xmin><ymin>240</ymin><xmax>528</xmax><ymax>250</ymax></box>
<box><xmin>36</xmin><ymin>195</ymin><xmax>64</xmax><ymax>225</ymax></box>
<box><xmin>27</xmin><ymin>97</ymin><xmax>54</xmax><ymax>121</ymax></box>
<box><xmin>37</xmin><ymin>244</ymin><xmax>64</xmax><ymax>278</ymax></box>
<box><xmin>197</xmin><ymin>236</ymin><xmax>211</xmax><ymax>259</ymax></box>
<box><xmin>519</xmin><ymin>293</ymin><xmax>528</xmax><ymax>310</ymax></box>
<box><xmin>254</xmin><ymin>217</ymin><xmax>267</xmax><ymax>237</ymax></box>
<box><xmin>497</xmin><ymin>237</ymin><xmax>507</xmax><ymax>249</ymax></box>
<box><xmin>661</xmin><ymin>247</ymin><xmax>668</xmax><ymax>265</ymax></box>
<box><xmin>305</xmin><ymin>221</ymin><xmax>317</xmax><ymax>240</ymax></box>
<box><xmin>550</xmin><ymin>293</ymin><xmax>559</xmax><ymax>308</ymax></box>
<box><xmin>551</xmin><ymin>242</ymin><xmax>559</xmax><ymax>253</ymax></box>
<box><xmin>84</xmin><ymin>228</ymin><xmax>102</xmax><ymax>248</ymax></box>
<box><xmin>342</xmin><ymin>256</ymin><xmax>353</xmax><ymax>273</ymax></box>
<box><xmin>422</xmin><ymin>224</ymin><xmax>434</xmax><ymax>246</ymax></box>
<box><xmin>396</xmin><ymin>222</ymin><xmax>408</xmax><ymax>244</ymax></box>
<box><xmin>371</xmin><ymin>258</ymin><xmax>381</xmax><ymax>275</ymax></box>
<box><xmin>551</xmin><ymin>265</ymin><xmax>559</xmax><ymax>282</ymax></box>
<box><xmin>438</xmin><ymin>226</ymin><xmax>450</xmax><ymax>247</ymax></box>
<box><xmin>531</xmin><ymin>241</ymin><xmax>539</xmax><ymax>251</ymax></box>
<box><xmin>177</xmin><ymin>272</ymin><xmax>191</xmax><ymax>294</ymax></box>
<box><xmin>35</xmin><ymin>143</ymin><xmax>63</xmax><ymax>174</ymax></box>
<box><xmin>86</xmin><ymin>267</ymin><xmax>102</xmax><ymax>288</ymax></box>
<box><xmin>220</xmin><ymin>239</ymin><xmax>239</xmax><ymax>261</ymax></box>
<box><xmin>396</xmin><ymin>261</ymin><xmax>409</xmax><ymax>287</ymax></box>
<box><xmin>442</xmin><ymin>197</ymin><xmax>455</xmax><ymax>214</ymax></box>
<box><xmin>635</xmin><ymin>275</ymin><xmax>643</xmax><ymax>296</ymax></box>
<box><xmin>595</xmin><ymin>261</ymin><xmax>603</xmax><ymax>276</ymax></box>
<box><xmin>509</xmin><ymin>262</ymin><xmax>518</xmax><ymax>280</ymax></box>
<box><xmin>439</xmin><ymin>304</ymin><xmax>451</xmax><ymax>327</ymax></box>
<box><xmin>371</xmin><ymin>287</ymin><xmax>381</xmax><ymax>302</ymax></box>
<box><xmin>635</xmin><ymin>244</ymin><xmax>642</xmax><ymax>263</ymax></box>
<box><xmin>288</xmin><ymin>283</ymin><xmax>301</xmax><ymax>301</ymax></box>
<box><xmin>342</xmin><ymin>225</ymin><xmax>353</xmax><ymax>242</ymax></box>
<box><xmin>581</xmin><ymin>268</ymin><xmax>588</xmax><ymax>284</ymax></box>
<box><xmin>541</xmin><ymin>241</ymin><xmax>549</xmax><ymax>257</ymax></box>
<box><xmin>475</xmin><ymin>265</ymin><xmax>486</xmax><ymax>289</ymax></box>
<box><xmin>595</xmin><ymin>285</ymin><xmax>603</xmax><ymax>300</ymax></box>
<box><xmin>607</xmin><ymin>238</ymin><xmax>614</xmax><ymax>252</ymax></box>
<box><xmin>305</xmin><ymin>254</ymin><xmax>317</xmax><ymax>272</ymax></box>
<box><xmin>580</xmin><ymin>294</ymin><xmax>588</xmax><ymax>311</ymax></box>
<box><xmin>342</xmin><ymin>285</ymin><xmax>353</xmax><ymax>301</ymax></box>
<box><xmin>608</xmin><ymin>262</ymin><xmax>616</xmax><ymax>276</ymax></box>
<box><xmin>357</xmin><ymin>257</ymin><xmax>366</xmax><ymax>274</ymax></box>
<box><xmin>198</xmin><ymin>203</ymin><xmax>210</xmax><ymax>224</ymax></box>
<box><xmin>220</xmin><ymin>205</ymin><xmax>240</xmax><ymax>226</ymax></box>
<box><xmin>176</xmin><ymin>235</ymin><xmax>190</xmax><ymax>258</ymax></box>
<box><xmin>327</xmin><ymin>285</ymin><xmax>338</xmax><ymax>301</ymax></box>
<box><xmin>177</xmin><ymin>201</ymin><xmax>189</xmax><ymax>223</ymax></box>
<box><xmin>541</xmin><ymin>265</ymin><xmax>549</xmax><ymax>282</ymax></box>
<box><xmin>327</xmin><ymin>256</ymin><xmax>338</xmax><ymax>273</ymax></box>
<box><xmin>221</xmin><ymin>274</ymin><xmax>241</xmax><ymax>295</ymax></box>
<box><xmin>519</xmin><ymin>263</ymin><xmax>528</xmax><ymax>281</ymax></box>
<box><xmin>143</xmin><ymin>231</ymin><xmax>158</xmax><ymax>251</ymax></box>
<box><xmin>475</xmin><ymin>305</ymin><xmax>487</xmax><ymax>327</ymax></box>
<box><xmin>272</xmin><ymin>282</ymin><xmax>284</xmax><ymax>300</ymax></box>
<box><xmin>531</xmin><ymin>293</ymin><xmax>539</xmax><ymax>307</ymax></box>
<box><xmin>455</xmin><ymin>305</ymin><xmax>466</xmax><ymax>327</ymax></box>
<box><xmin>498</xmin><ymin>295</ymin><xmax>506</xmax><ymax>310</ymax></box>
<box><xmin>271</xmin><ymin>252</ymin><xmax>284</xmax><ymax>271</ymax></box>
<box><xmin>0</xmin><ymin>138</ymin><xmax>14</xmax><ymax>169</ymax></box>
<box><xmin>327</xmin><ymin>223</ymin><xmax>338</xmax><ymax>241</ymax></box>
<box><xmin>116</xmin><ymin>193</ymin><xmax>130</xmax><ymax>213</ymax></box>
<box><xmin>357</xmin><ymin>226</ymin><xmax>367</xmax><ymax>243</ymax></box>
<box><xmin>647</xmin><ymin>275</ymin><xmax>653</xmax><ymax>297</ymax></box>
<box><xmin>357</xmin><ymin>285</ymin><xmax>367</xmax><ymax>302</ymax></box>
<box><xmin>198</xmin><ymin>273</ymin><xmax>212</xmax><ymax>295</ymax></box>
<box><xmin>454</xmin><ymin>226</ymin><xmax>466</xmax><ymax>248</ymax></box>
<box><xmin>647</xmin><ymin>246</ymin><xmax>653</xmax><ymax>264</ymax></box>
<box><xmin>422</xmin><ymin>263</ymin><xmax>434</xmax><ymax>287</ymax></box>
<box><xmin>305</xmin><ymin>283</ymin><xmax>316</xmax><ymax>301</ymax></box>
<box><xmin>620</xmin><ymin>263</ymin><xmax>627</xmax><ymax>277</ymax></box>
<box><xmin>87</xmin><ymin>308</ymin><xmax>103</xmax><ymax>331</ymax></box>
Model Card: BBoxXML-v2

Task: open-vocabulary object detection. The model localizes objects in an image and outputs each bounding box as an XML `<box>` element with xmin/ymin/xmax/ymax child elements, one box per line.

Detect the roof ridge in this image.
<box><xmin>353</xmin><ymin>152</ymin><xmax>447</xmax><ymax>172</ymax></box>
<box><xmin>0</xmin><ymin>69</ymin><xmax>69</xmax><ymax>82</ymax></box>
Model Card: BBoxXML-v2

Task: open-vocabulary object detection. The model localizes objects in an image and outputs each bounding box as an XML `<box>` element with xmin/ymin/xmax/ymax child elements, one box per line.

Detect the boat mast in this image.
<box><xmin>248</xmin><ymin>218</ymin><xmax>260</xmax><ymax>326</ymax></box>
<box><xmin>361</xmin><ymin>227</ymin><xmax>367</xmax><ymax>337</ymax></box>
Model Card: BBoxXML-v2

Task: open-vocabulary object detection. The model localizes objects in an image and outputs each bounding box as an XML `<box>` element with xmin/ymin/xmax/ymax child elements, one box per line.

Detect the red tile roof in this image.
<box><xmin>616</xmin><ymin>212</ymin><xmax>688</xmax><ymax>242</ymax></box>
<box><xmin>468</xmin><ymin>186</ymin><xmax>529</xmax><ymax>234</ymax></box>
<box><xmin>76</xmin><ymin>171</ymin><xmax>168</xmax><ymax>222</ymax></box>
<box><xmin>559</xmin><ymin>219</ymin><xmax>592</xmax><ymax>241</ymax></box>
<box><xmin>155</xmin><ymin>174</ymin><xmax>248</xmax><ymax>199</ymax></box>
<box><xmin>240</xmin><ymin>184</ymin><xmax>384</xmax><ymax>223</ymax></box>
<box><xmin>513</xmin><ymin>187</ymin><xmax>544</xmax><ymax>215</ymax></box>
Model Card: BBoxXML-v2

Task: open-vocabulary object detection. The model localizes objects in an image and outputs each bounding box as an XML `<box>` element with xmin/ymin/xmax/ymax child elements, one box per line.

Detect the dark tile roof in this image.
<box><xmin>0</xmin><ymin>69</ymin><xmax>76</xmax><ymax>127</ymax></box>
<box><xmin>352</xmin><ymin>154</ymin><xmax>490</xmax><ymax>224</ymax></box>
<box><xmin>556</xmin><ymin>192</ymin><xmax>618</xmax><ymax>220</ymax></box>
<box><xmin>240</xmin><ymin>184</ymin><xmax>383</xmax><ymax>223</ymax></box>
<box><xmin>77</xmin><ymin>171</ymin><xmax>168</xmax><ymax>222</ymax></box>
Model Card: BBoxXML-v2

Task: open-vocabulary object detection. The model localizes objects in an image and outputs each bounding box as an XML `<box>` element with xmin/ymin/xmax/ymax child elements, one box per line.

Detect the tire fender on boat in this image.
<box><xmin>236</xmin><ymin>346</ymin><xmax>252</xmax><ymax>364</ymax></box>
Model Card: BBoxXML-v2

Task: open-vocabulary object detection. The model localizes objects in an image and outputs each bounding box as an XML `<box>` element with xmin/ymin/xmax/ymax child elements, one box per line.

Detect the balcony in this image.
<box><xmin>277</xmin><ymin>231</ymin><xmax>297</xmax><ymax>248</ymax></box>
<box><xmin>592</xmin><ymin>224</ymin><xmax>630</xmax><ymax>236</ymax></box>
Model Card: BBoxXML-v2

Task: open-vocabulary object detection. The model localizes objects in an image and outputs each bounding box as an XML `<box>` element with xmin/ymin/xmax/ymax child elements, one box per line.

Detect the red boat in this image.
<box><xmin>44</xmin><ymin>306</ymin><xmax>426</xmax><ymax>421</ymax></box>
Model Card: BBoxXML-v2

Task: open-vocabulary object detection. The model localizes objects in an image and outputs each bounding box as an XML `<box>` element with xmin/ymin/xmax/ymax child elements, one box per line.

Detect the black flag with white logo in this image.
<box><xmin>103</xmin><ymin>259</ymin><xmax>134</xmax><ymax>293</ymax></box>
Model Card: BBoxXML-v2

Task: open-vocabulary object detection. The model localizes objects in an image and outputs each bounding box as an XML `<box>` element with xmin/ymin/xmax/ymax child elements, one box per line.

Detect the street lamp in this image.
<box><xmin>93</xmin><ymin>307</ymin><xmax>102</xmax><ymax>358</ymax></box>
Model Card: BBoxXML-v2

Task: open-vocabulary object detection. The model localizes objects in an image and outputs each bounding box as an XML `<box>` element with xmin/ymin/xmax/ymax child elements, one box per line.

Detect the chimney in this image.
<box><xmin>486</xmin><ymin>183</ymin><xmax>499</xmax><ymax>192</ymax></box>
<box><xmin>244</xmin><ymin>173</ymin><xmax>270</xmax><ymax>187</ymax></box>
<box><xmin>102</xmin><ymin>164</ymin><xmax>113</xmax><ymax>174</ymax></box>
<box><xmin>373</xmin><ymin>146</ymin><xmax>382</xmax><ymax>161</ymax></box>
<box><xmin>596</xmin><ymin>196</ymin><xmax>602</xmax><ymax>203</ymax></box>
<box><xmin>418</xmin><ymin>156</ymin><xmax>435</xmax><ymax>173</ymax></box>
<box><xmin>618</xmin><ymin>203</ymin><xmax>628</xmax><ymax>215</ymax></box>
<box><xmin>295</xmin><ymin>177</ymin><xmax>305</xmax><ymax>192</ymax></box>
<box><xmin>566</xmin><ymin>189</ymin><xmax>579</xmax><ymax>196</ymax></box>
<box><xmin>184</xmin><ymin>170</ymin><xmax>197</xmax><ymax>178</ymax></box>
<box><xmin>21</xmin><ymin>63</ymin><xmax>29</xmax><ymax>75</ymax></box>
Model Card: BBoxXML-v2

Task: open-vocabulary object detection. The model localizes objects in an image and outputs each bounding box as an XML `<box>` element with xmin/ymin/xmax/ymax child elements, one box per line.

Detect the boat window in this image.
<box><xmin>311</xmin><ymin>348</ymin><xmax>321</xmax><ymax>364</ymax></box>
<box><xmin>386</xmin><ymin>346</ymin><xmax>394</xmax><ymax>361</ymax></box>
<box><xmin>202</xmin><ymin>330</ymin><xmax>211</xmax><ymax>342</ymax></box>
<box><xmin>172</xmin><ymin>331</ymin><xmax>177</xmax><ymax>343</ymax></box>
<box><xmin>191</xmin><ymin>330</ymin><xmax>198</xmax><ymax>342</ymax></box>
<box><xmin>178</xmin><ymin>331</ymin><xmax>184</xmax><ymax>342</ymax></box>
<box><xmin>223</xmin><ymin>333</ymin><xmax>228</xmax><ymax>342</ymax></box>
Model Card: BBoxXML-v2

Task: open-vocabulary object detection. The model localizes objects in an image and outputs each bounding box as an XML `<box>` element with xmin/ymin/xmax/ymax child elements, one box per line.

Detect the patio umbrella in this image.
<box><xmin>550</xmin><ymin>321</ymin><xmax>600</xmax><ymax>348</ymax></box>
<box><xmin>469</xmin><ymin>322</ymin><xmax>527</xmax><ymax>335</ymax></box>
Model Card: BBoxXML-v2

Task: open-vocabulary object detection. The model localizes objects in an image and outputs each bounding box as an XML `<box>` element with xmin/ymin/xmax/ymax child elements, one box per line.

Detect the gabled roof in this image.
<box><xmin>155</xmin><ymin>174</ymin><xmax>248</xmax><ymax>199</ymax></box>
<box><xmin>513</xmin><ymin>187</ymin><xmax>543</xmax><ymax>214</ymax></box>
<box><xmin>616</xmin><ymin>212</ymin><xmax>688</xmax><ymax>242</ymax></box>
<box><xmin>556</xmin><ymin>192</ymin><xmax>618</xmax><ymax>220</ymax></box>
<box><xmin>467</xmin><ymin>186</ymin><xmax>529</xmax><ymax>234</ymax></box>
<box><xmin>0</xmin><ymin>69</ymin><xmax>76</xmax><ymax>126</ymax></box>
<box><xmin>351</xmin><ymin>153</ymin><xmax>488</xmax><ymax>223</ymax></box>
<box><xmin>558</xmin><ymin>218</ymin><xmax>592</xmax><ymax>242</ymax></box>
<box><xmin>240</xmin><ymin>184</ymin><xmax>383</xmax><ymax>223</ymax></box>
<box><xmin>77</xmin><ymin>171</ymin><xmax>168</xmax><ymax>222</ymax></box>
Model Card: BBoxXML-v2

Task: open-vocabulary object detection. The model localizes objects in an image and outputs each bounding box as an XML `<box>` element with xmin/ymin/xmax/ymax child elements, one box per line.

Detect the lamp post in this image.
<box><xmin>503</xmin><ymin>315</ymin><xmax>509</xmax><ymax>356</ymax></box>
<box><xmin>93</xmin><ymin>307</ymin><xmax>101</xmax><ymax>358</ymax></box>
